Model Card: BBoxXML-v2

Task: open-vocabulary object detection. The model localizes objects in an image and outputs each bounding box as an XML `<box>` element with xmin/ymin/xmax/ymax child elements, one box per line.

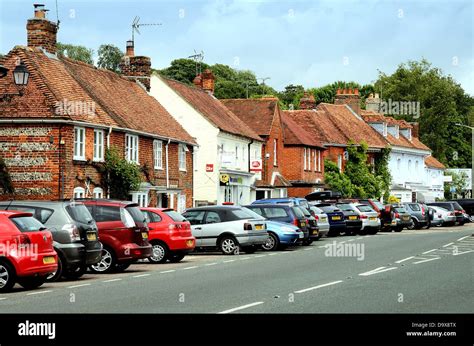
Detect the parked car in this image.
<box><xmin>358</xmin><ymin>199</ymin><xmax>386</xmax><ymax>215</ymax></box>
<box><xmin>297</xmin><ymin>206</ymin><xmax>322</xmax><ymax>244</ymax></box>
<box><xmin>427</xmin><ymin>202</ymin><xmax>465</xmax><ymax>225</ymax></box>
<box><xmin>260</xmin><ymin>221</ymin><xmax>303</xmax><ymax>251</ymax></box>
<box><xmin>428</xmin><ymin>206</ymin><xmax>456</xmax><ymax>227</ymax></box>
<box><xmin>0</xmin><ymin>210</ymin><xmax>57</xmax><ymax>292</ymax></box>
<box><xmin>312</xmin><ymin>203</ymin><xmax>346</xmax><ymax>237</ymax></box>
<box><xmin>141</xmin><ymin>207</ymin><xmax>195</xmax><ymax>263</ymax></box>
<box><xmin>348</xmin><ymin>203</ymin><xmax>380</xmax><ymax>235</ymax></box>
<box><xmin>80</xmin><ymin>199</ymin><xmax>152</xmax><ymax>273</ymax></box>
<box><xmin>245</xmin><ymin>204</ymin><xmax>311</xmax><ymax>244</ymax></box>
<box><xmin>453</xmin><ymin>199</ymin><xmax>474</xmax><ymax>216</ymax></box>
<box><xmin>182</xmin><ymin>206</ymin><xmax>269</xmax><ymax>255</ymax></box>
<box><xmin>308</xmin><ymin>206</ymin><xmax>330</xmax><ymax>238</ymax></box>
<box><xmin>388</xmin><ymin>205</ymin><xmax>413</xmax><ymax>232</ymax></box>
<box><xmin>0</xmin><ymin>200</ymin><xmax>102</xmax><ymax>281</ymax></box>
<box><xmin>335</xmin><ymin>203</ymin><xmax>363</xmax><ymax>235</ymax></box>
<box><xmin>402</xmin><ymin>203</ymin><xmax>430</xmax><ymax>229</ymax></box>
<box><xmin>252</xmin><ymin>197</ymin><xmax>311</xmax><ymax>210</ymax></box>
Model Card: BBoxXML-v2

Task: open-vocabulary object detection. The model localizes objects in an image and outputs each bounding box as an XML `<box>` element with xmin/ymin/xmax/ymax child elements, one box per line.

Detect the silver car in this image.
<box><xmin>351</xmin><ymin>203</ymin><xmax>381</xmax><ymax>235</ymax></box>
<box><xmin>429</xmin><ymin>206</ymin><xmax>456</xmax><ymax>226</ymax></box>
<box><xmin>308</xmin><ymin>206</ymin><xmax>330</xmax><ymax>237</ymax></box>
<box><xmin>182</xmin><ymin>206</ymin><xmax>268</xmax><ymax>255</ymax></box>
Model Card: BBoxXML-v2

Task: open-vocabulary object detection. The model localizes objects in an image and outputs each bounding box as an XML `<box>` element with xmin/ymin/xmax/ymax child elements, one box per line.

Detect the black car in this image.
<box><xmin>336</xmin><ymin>203</ymin><xmax>363</xmax><ymax>235</ymax></box>
<box><xmin>427</xmin><ymin>202</ymin><xmax>465</xmax><ymax>225</ymax></box>
<box><xmin>453</xmin><ymin>199</ymin><xmax>474</xmax><ymax>216</ymax></box>
<box><xmin>245</xmin><ymin>204</ymin><xmax>311</xmax><ymax>244</ymax></box>
<box><xmin>0</xmin><ymin>200</ymin><xmax>102</xmax><ymax>281</ymax></box>
<box><xmin>313</xmin><ymin>203</ymin><xmax>346</xmax><ymax>237</ymax></box>
<box><xmin>297</xmin><ymin>205</ymin><xmax>321</xmax><ymax>244</ymax></box>
<box><xmin>388</xmin><ymin>205</ymin><xmax>413</xmax><ymax>231</ymax></box>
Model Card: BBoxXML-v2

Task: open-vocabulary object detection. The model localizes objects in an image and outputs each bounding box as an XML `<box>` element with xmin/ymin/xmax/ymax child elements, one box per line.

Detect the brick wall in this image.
<box><xmin>261</xmin><ymin>107</ymin><xmax>286</xmax><ymax>184</ymax></box>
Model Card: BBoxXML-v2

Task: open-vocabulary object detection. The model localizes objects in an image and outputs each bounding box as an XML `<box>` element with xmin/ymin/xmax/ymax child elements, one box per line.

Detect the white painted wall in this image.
<box><xmin>389</xmin><ymin>148</ymin><xmax>427</xmax><ymax>186</ymax></box>
<box><xmin>425</xmin><ymin>167</ymin><xmax>445</xmax><ymax>200</ymax></box>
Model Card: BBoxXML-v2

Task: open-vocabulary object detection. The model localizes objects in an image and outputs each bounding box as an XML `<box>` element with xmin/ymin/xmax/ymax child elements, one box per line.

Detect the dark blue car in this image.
<box><xmin>313</xmin><ymin>203</ymin><xmax>346</xmax><ymax>237</ymax></box>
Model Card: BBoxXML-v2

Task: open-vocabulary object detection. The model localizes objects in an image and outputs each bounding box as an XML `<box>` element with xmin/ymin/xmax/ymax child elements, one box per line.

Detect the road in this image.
<box><xmin>1</xmin><ymin>225</ymin><xmax>473</xmax><ymax>313</ymax></box>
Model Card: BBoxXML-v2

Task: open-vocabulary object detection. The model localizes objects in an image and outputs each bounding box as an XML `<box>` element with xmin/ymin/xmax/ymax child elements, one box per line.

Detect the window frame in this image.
<box><xmin>93</xmin><ymin>129</ymin><xmax>104</xmax><ymax>162</ymax></box>
<box><xmin>153</xmin><ymin>140</ymin><xmax>163</xmax><ymax>170</ymax></box>
<box><xmin>73</xmin><ymin>127</ymin><xmax>86</xmax><ymax>161</ymax></box>
<box><xmin>73</xmin><ymin>187</ymin><xmax>85</xmax><ymax>199</ymax></box>
<box><xmin>179</xmin><ymin>144</ymin><xmax>187</xmax><ymax>171</ymax></box>
<box><xmin>125</xmin><ymin>133</ymin><xmax>139</xmax><ymax>164</ymax></box>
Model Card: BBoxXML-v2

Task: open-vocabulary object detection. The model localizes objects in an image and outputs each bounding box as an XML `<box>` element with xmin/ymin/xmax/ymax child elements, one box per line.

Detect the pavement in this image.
<box><xmin>0</xmin><ymin>224</ymin><xmax>473</xmax><ymax>313</ymax></box>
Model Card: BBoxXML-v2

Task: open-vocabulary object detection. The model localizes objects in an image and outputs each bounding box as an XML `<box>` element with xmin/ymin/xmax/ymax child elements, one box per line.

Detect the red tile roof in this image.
<box><xmin>1</xmin><ymin>47</ymin><xmax>195</xmax><ymax>144</ymax></box>
<box><xmin>425</xmin><ymin>155</ymin><xmax>446</xmax><ymax>169</ymax></box>
<box><xmin>220</xmin><ymin>98</ymin><xmax>278</xmax><ymax>136</ymax></box>
<box><xmin>280</xmin><ymin>111</ymin><xmax>325</xmax><ymax>148</ymax></box>
<box><xmin>162</xmin><ymin>78</ymin><xmax>262</xmax><ymax>141</ymax></box>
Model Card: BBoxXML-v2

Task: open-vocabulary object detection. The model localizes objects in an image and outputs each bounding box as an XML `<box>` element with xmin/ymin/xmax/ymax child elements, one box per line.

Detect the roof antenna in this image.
<box><xmin>188</xmin><ymin>50</ymin><xmax>204</xmax><ymax>76</ymax></box>
<box><xmin>55</xmin><ymin>0</ymin><xmax>61</xmax><ymax>29</ymax></box>
<box><xmin>131</xmin><ymin>16</ymin><xmax>162</xmax><ymax>46</ymax></box>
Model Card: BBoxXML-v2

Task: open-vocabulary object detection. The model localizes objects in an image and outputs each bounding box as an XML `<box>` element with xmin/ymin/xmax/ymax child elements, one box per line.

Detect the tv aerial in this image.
<box><xmin>131</xmin><ymin>16</ymin><xmax>162</xmax><ymax>43</ymax></box>
<box><xmin>188</xmin><ymin>50</ymin><xmax>205</xmax><ymax>75</ymax></box>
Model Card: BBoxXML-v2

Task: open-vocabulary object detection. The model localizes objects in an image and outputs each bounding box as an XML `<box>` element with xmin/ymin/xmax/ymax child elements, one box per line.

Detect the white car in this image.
<box><xmin>429</xmin><ymin>206</ymin><xmax>456</xmax><ymax>226</ymax></box>
<box><xmin>352</xmin><ymin>203</ymin><xmax>381</xmax><ymax>235</ymax></box>
<box><xmin>182</xmin><ymin>206</ymin><xmax>269</xmax><ymax>255</ymax></box>
<box><xmin>308</xmin><ymin>206</ymin><xmax>330</xmax><ymax>237</ymax></box>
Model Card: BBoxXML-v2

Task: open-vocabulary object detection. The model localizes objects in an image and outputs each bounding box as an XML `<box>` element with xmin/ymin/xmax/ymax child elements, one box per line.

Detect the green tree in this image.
<box><xmin>374</xmin><ymin>59</ymin><xmax>473</xmax><ymax>168</ymax></box>
<box><xmin>97</xmin><ymin>44</ymin><xmax>123</xmax><ymax>73</ymax></box>
<box><xmin>444</xmin><ymin>171</ymin><xmax>469</xmax><ymax>199</ymax></box>
<box><xmin>324</xmin><ymin>159</ymin><xmax>354</xmax><ymax>197</ymax></box>
<box><xmin>158</xmin><ymin>58</ymin><xmax>210</xmax><ymax>85</ymax></box>
<box><xmin>374</xmin><ymin>147</ymin><xmax>392</xmax><ymax>201</ymax></box>
<box><xmin>57</xmin><ymin>42</ymin><xmax>94</xmax><ymax>64</ymax></box>
<box><xmin>278</xmin><ymin>84</ymin><xmax>305</xmax><ymax>109</ymax></box>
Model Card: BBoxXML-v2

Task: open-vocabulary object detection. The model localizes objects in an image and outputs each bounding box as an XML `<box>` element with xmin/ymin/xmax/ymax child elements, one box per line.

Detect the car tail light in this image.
<box><xmin>62</xmin><ymin>223</ymin><xmax>81</xmax><ymax>241</ymax></box>
<box><xmin>17</xmin><ymin>234</ymin><xmax>31</xmax><ymax>249</ymax></box>
<box><xmin>243</xmin><ymin>223</ymin><xmax>253</xmax><ymax>231</ymax></box>
<box><xmin>360</xmin><ymin>215</ymin><xmax>367</xmax><ymax>219</ymax></box>
<box><xmin>314</xmin><ymin>215</ymin><xmax>319</xmax><ymax>220</ymax></box>
<box><xmin>293</xmin><ymin>219</ymin><xmax>299</xmax><ymax>227</ymax></box>
<box><xmin>421</xmin><ymin>207</ymin><xmax>425</xmax><ymax>216</ymax></box>
<box><xmin>394</xmin><ymin>213</ymin><xmax>400</xmax><ymax>218</ymax></box>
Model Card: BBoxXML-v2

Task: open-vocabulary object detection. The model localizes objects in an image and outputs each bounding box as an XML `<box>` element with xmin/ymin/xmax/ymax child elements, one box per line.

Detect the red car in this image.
<box><xmin>140</xmin><ymin>208</ymin><xmax>195</xmax><ymax>263</ymax></box>
<box><xmin>0</xmin><ymin>210</ymin><xmax>57</xmax><ymax>292</ymax></box>
<box><xmin>80</xmin><ymin>200</ymin><xmax>152</xmax><ymax>273</ymax></box>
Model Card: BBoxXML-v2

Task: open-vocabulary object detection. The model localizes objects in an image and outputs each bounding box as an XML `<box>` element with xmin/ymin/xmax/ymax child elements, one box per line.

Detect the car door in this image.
<box><xmin>183</xmin><ymin>210</ymin><xmax>206</xmax><ymax>246</ymax></box>
<box><xmin>200</xmin><ymin>211</ymin><xmax>225</xmax><ymax>247</ymax></box>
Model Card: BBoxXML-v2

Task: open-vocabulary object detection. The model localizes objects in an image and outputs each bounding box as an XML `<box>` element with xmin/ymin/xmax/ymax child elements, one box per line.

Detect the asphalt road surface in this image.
<box><xmin>1</xmin><ymin>225</ymin><xmax>473</xmax><ymax>313</ymax></box>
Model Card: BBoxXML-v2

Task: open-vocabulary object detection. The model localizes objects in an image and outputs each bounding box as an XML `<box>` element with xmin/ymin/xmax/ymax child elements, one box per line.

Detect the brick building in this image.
<box><xmin>0</xmin><ymin>5</ymin><xmax>195</xmax><ymax>211</ymax></box>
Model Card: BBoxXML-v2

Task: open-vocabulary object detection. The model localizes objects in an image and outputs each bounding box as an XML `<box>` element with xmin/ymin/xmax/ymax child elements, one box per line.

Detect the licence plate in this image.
<box><xmin>300</xmin><ymin>222</ymin><xmax>306</xmax><ymax>227</ymax></box>
<box><xmin>87</xmin><ymin>233</ymin><xmax>97</xmax><ymax>241</ymax></box>
<box><xmin>321</xmin><ymin>218</ymin><xmax>327</xmax><ymax>222</ymax></box>
<box><xmin>369</xmin><ymin>217</ymin><xmax>377</xmax><ymax>221</ymax></box>
<box><xmin>332</xmin><ymin>216</ymin><xmax>341</xmax><ymax>221</ymax></box>
<box><xmin>349</xmin><ymin>216</ymin><xmax>357</xmax><ymax>220</ymax></box>
<box><xmin>142</xmin><ymin>232</ymin><xmax>148</xmax><ymax>239</ymax></box>
<box><xmin>312</xmin><ymin>230</ymin><xmax>318</xmax><ymax>235</ymax></box>
<box><xmin>43</xmin><ymin>256</ymin><xmax>55</xmax><ymax>265</ymax></box>
<box><xmin>255</xmin><ymin>225</ymin><xmax>263</xmax><ymax>230</ymax></box>
<box><xmin>403</xmin><ymin>216</ymin><xmax>410</xmax><ymax>221</ymax></box>
<box><xmin>298</xmin><ymin>233</ymin><xmax>304</xmax><ymax>239</ymax></box>
<box><xmin>391</xmin><ymin>220</ymin><xmax>397</xmax><ymax>225</ymax></box>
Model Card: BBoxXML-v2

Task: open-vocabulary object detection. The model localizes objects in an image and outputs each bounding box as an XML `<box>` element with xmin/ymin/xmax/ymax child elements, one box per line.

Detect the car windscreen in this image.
<box><xmin>310</xmin><ymin>206</ymin><xmax>324</xmax><ymax>214</ymax></box>
<box><xmin>356</xmin><ymin>205</ymin><xmax>375</xmax><ymax>212</ymax></box>
<box><xmin>298</xmin><ymin>207</ymin><xmax>312</xmax><ymax>217</ymax></box>
<box><xmin>336</xmin><ymin>204</ymin><xmax>353</xmax><ymax>211</ymax></box>
<box><xmin>291</xmin><ymin>206</ymin><xmax>305</xmax><ymax>218</ymax></box>
<box><xmin>450</xmin><ymin>202</ymin><xmax>463</xmax><ymax>211</ymax></box>
<box><xmin>318</xmin><ymin>206</ymin><xmax>340</xmax><ymax>213</ymax></box>
<box><xmin>164</xmin><ymin>210</ymin><xmax>187</xmax><ymax>222</ymax></box>
<box><xmin>10</xmin><ymin>216</ymin><xmax>46</xmax><ymax>232</ymax></box>
<box><xmin>394</xmin><ymin>207</ymin><xmax>407</xmax><ymax>213</ymax></box>
<box><xmin>65</xmin><ymin>203</ymin><xmax>94</xmax><ymax>224</ymax></box>
<box><xmin>227</xmin><ymin>207</ymin><xmax>265</xmax><ymax>221</ymax></box>
<box><xmin>125</xmin><ymin>205</ymin><xmax>147</xmax><ymax>225</ymax></box>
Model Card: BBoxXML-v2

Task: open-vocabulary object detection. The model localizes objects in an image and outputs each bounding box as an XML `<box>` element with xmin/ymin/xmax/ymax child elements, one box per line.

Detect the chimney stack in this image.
<box><xmin>299</xmin><ymin>92</ymin><xmax>316</xmax><ymax>110</ymax></box>
<box><xmin>409</xmin><ymin>122</ymin><xmax>420</xmax><ymax>138</ymax></box>
<box><xmin>119</xmin><ymin>41</ymin><xmax>151</xmax><ymax>92</ymax></box>
<box><xmin>365</xmin><ymin>92</ymin><xmax>382</xmax><ymax>113</ymax></box>
<box><xmin>193</xmin><ymin>69</ymin><xmax>215</xmax><ymax>94</ymax></box>
<box><xmin>334</xmin><ymin>87</ymin><xmax>360</xmax><ymax>115</ymax></box>
<box><xmin>27</xmin><ymin>4</ymin><xmax>58</xmax><ymax>54</ymax></box>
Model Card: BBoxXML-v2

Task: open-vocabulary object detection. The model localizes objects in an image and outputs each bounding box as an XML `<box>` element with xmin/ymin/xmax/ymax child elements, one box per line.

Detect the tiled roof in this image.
<box><xmin>360</xmin><ymin>110</ymin><xmax>386</xmax><ymax>123</ymax></box>
<box><xmin>1</xmin><ymin>47</ymin><xmax>195</xmax><ymax>144</ymax></box>
<box><xmin>162</xmin><ymin>78</ymin><xmax>262</xmax><ymax>141</ymax></box>
<box><xmin>425</xmin><ymin>155</ymin><xmax>446</xmax><ymax>169</ymax></box>
<box><xmin>220</xmin><ymin>98</ymin><xmax>278</xmax><ymax>136</ymax></box>
<box><xmin>280</xmin><ymin>111</ymin><xmax>324</xmax><ymax>148</ymax></box>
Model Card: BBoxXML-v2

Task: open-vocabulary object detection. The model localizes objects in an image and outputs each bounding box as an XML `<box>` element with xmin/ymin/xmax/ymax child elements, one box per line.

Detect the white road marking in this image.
<box><xmin>160</xmin><ymin>270</ymin><xmax>176</xmax><ymax>274</ymax></box>
<box><xmin>240</xmin><ymin>257</ymin><xmax>251</xmax><ymax>260</ymax></box>
<box><xmin>67</xmin><ymin>283</ymin><xmax>91</xmax><ymax>289</ymax></box>
<box><xmin>304</xmin><ymin>248</ymin><xmax>313</xmax><ymax>251</ymax></box>
<box><xmin>133</xmin><ymin>274</ymin><xmax>151</xmax><ymax>278</ymax></box>
<box><xmin>359</xmin><ymin>266</ymin><xmax>397</xmax><ymax>276</ymax></box>
<box><xmin>413</xmin><ymin>257</ymin><xmax>440</xmax><ymax>264</ymax></box>
<box><xmin>268</xmin><ymin>253</ymin><xmax>278</xmax><ymax>256</ymax></box>
<box><xmin>318</xmin><ymin>245</ymin><xmax>327</xmax><ymax>248</ymax></box>
<box><xmin>422</xmin><ymin>249</ymin><xmax>437</xmax><ymax>254</ymax></box>
<box><xmin>356</xmin><ymin>237</ymin><xmax>364</xmax><ymax>240</ymax></box>
<box><xmin>453</xmin><ymin>250</ymin><xmax>474</xmax><ymax>256</ymax></box>
<box><xmin>103</xmin><ymin>278</ymin><xmax>122</xmax><ymax>283</ymax></box>
<box><xmin>442</xmin><ymin>243</ymin><xmax>454</xmax><ymax>247</ymax></box>
<box><xmin>338</xmin><ymin>241</ymin><xmax>347</xmax><ymax>244</ymax></box>
<box><xmin>182</xmin><ymin>266</ymin><xmax>198</xmax><ymax>270</ymax></box>
<box><xmin>205</xmin><ymin>262</ymin><xmax>218</xmax><ymax>266</ymax></box>
<box><xmin>0</xmin><ymin>298</ymin><xmax>7</xmax><ymax>301</ymax></box>
<box><xmin>457</xmin><ymin>236</ymin><xmax>470</xmax><ymax>241</ymax></box>
<box><xmin>347</xmin><ymin>239</ymin><xmax>355</xmax><ymax>242</ymax></box>
<box><xmin>218</xmin><ymin>301</ymin><xmax>264</xmax><ymax>314</ymax></box>
<box><xmin>26</xmin><ymin>290</ymin><xmax>53</xmax><ymax>296</ymax></box>
<box><xmin>395</xmin><ymin>256</ymin><xmax>415</xmax><ymax>264</ymax></box>
<box><xmin>295</xmin><ymin>280</ymin><xmax>343</xmax><ymax>294</ymax></box>
<box><xmin>223</xmin><ymin>260</ymin><xmax>235</xmax><ymax>263</ymax></box>
<box><xmin>254</xmin><ymin>255</ymin><xmax>266</xmax><ymax>258</ymax></box>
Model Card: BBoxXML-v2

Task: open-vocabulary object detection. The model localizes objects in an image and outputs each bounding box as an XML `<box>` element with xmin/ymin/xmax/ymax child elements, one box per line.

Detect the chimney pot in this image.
<box><xmin>27</xmin><ymin>4</ymin><xmax>58</xmax><ymax>54</ymax></box>
<box><xmin>125</xmin><ymin>40</ymin><xmax>134</xmax><ymax>57</ymax></box>
<box><xmin>119</xmin><ymin>41</ymin><xmax>152</xmax><ymax>91</ymax></box>
<box><xmin>354</xmin><ymin>88</ymin><xmax>359</xmax><ymax>95</ymax></box>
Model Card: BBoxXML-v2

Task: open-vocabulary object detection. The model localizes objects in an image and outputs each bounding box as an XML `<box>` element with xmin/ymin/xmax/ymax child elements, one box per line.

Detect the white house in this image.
<box><xmin>149</xmin><ymin>70</ymin><xmax>263</xmax><ymax>206</ymax></box>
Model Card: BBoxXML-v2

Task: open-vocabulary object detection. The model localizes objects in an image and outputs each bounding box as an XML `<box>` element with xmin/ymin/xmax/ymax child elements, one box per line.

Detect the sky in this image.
<box><xmin>1</xmin><ymin>0</ymin><xmax>473</xmax><ymax>94</ymax></box>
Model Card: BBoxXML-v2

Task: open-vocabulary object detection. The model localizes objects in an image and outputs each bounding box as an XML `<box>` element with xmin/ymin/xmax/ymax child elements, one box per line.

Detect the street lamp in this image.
<box><xmin>0</xmin><ymin>61</ymin><xmax>30</xmax><ymax>101</ymax></box>
<box><xmin>455</xmin><ymin>123</ymin><xmax>474</xmax><ymax>198</ymax></box>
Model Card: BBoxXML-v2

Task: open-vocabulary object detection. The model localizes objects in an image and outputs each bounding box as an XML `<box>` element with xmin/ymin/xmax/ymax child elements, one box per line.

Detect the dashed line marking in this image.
<box><xmin>182</xmin><ymin>266</ymin><xmax>198</xmax><ymax>270</ymax></box>
<box><xmin>240</xmin><ymin>257</ymin><xmax>251</xmax><ymax>260</ymax></box>
<box><xmin>413</xmin><ymin>257</ymin><xmax>440</xmax><ymax>264</ymax></box>
<box><xmin>133</xmin><ymin>274</ymin><xmax>151</xmax><ymax>278</ymax></box>
<box><xmin>442</xmin><ymin>243</ymin><xmax>454</xmax><ymax>247</ymax></box>
<box><xmin>295</xmin><ymin>280</ymin><xmax>343</xmax><ymax>294</ymax></box>
<box><xmin>453</xmin><ymin>250</ymin><xmax>474</xmax><ymax>256</ymax></box>
<box><xmin>26</xmin><ymin>290</ymin><xmax>53</xmax><ymax>296</ymax></box>
<box><xmin>268</xmin><ymin>253</ymin><xmax>278</xmax><ymax>256</ymax></box>
<box><xmin>0</xmin><ymin>298</ymin><xmax>7</xmax><ymax>301</ymax></box>
<box><xmin>254</xmin><ymin>254</ymin><xmax>266</xmax><ymax>258</ymax></box>
<box><xmin>223</xmin><ymin>259</ymin><xmax>235</xmax><ymax>263</ymax></box>
<box><xmin>359</xmin><ymin>266</ymin><xmax>397</xmax><ymax>276</ymax></box>
<box><xmin>318</xmin><ymin>245</ymin><xmax>326</xmax><ymax>248</ymax></box>
<box><xmin>356</xmin><ymin>237</ymin><xmax>364</xmax><ymax>240</ymax></box>
<box><xmin>160</xmin><ymin>270</ymin><xmax>175</xmax><ymax>274</ymax></box>
<box><xmin>457</xmin><ymin>236</ymin><xmax>470</xmax><ymax>241</ymax></box>
<box><xmin>347</xmin><ymin>239</ymin><xmax>355</xmax><ymax>242</ymax></box>
<box><xmin>304</xmin><ymin>248</ymin><xmax>313</xmax><ymax>251</ymax></box>
<box><xmin>67</xmin><ymin>283</ymin><xmax>91</xmax><ymax>289</ymax></box>
<box><xmin>395</xmin><ymin>256</ymin><xmax>415</xmax><ymax>264</ymax></box>
<box><xmin>219</xmin><ymin>301</ymin><xmax>264</xmax><ymax>314</ymax></box>
<box><xmin>103</xmin><ymin>278</ymin><xmax>122</xmax><ymax>283</ymax></box>
<box><xmin>422</xmin><ymin>249</ymin><xmax>437</xmax><ymax>254</ymax></box>
<box><xmin>205</xmin><ymin>262</ymin><xmax>218</xmax><ymax>266</ymax></box>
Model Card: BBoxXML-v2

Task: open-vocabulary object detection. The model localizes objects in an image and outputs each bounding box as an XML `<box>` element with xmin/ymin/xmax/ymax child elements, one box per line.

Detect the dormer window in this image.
<box><xmin>383</xmin><ymin>123</ymin><xmax>387</xmax><ymax>137</ymax></box>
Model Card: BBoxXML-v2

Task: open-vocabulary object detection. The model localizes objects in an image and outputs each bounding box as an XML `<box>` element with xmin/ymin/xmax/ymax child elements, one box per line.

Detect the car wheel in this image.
<box><xmin>302</xmin><ymin>238</ymin><xmax>313</xmax><ymax>246</ymax></box>
<box><xmin>261</xmin><ymin>233</ymin><xmax>279</xmax><ymax>251</ymax></box>
<box><xmin>0</xmin><ymin>260</ymin><xmax>16</xmax><ymax>293</ymax></box>
<box><xmin>114</xmin><ymin>263</ymin><xmax>131</xmax><ymax>273</ymax></box>
<box><xmin>46</xmin><ymin>254</ymin><xmax>63</xmax><ymax>282</ymax></box>
<box><xmin>425</xmin><ymin>222</ymin><xmax>431</xmax><ymax>229</ymax></box>
<box><xmin>242</xmin><ymin>245</ymin><xmax>258</xmax><ymax>254</ymax></box>
<box><xmin>17</xmin><ymin>276</ymin><xmax>47</xmax><ymax>290</ymax></box>
<box><xmin>407</xmin><ymin>219</ymin><xmax>416</xmax><ymax>230</ymax></box>
<box><xmin>219</xmin><ymin>236</ymin><xmax>239</xmax><ymax>255</ymax></box>
<box><xmin>63</xmin><ymin>265</ymin><xmax>86</xmax><ymax>280</ymax></box>
<box><xmin>394</xmin><ymin>226</ymin><xmax>403</xmax><ymax>232</ymax></box>
<box><xmin>368</xmin><ymin>228</ymin><xmax>379</xmax><ymax>235</ymax></box>
<box><xmin>328</xmin><ymin>229</ymin><xmax>340</xmax><ymax>237</ymax></box>
<box><xmin>90</xmin><ymin>247</ymin><xmax>116</xmax><ymax>273</ymax></box>
<box><xmin>168</xmin><ymin>253</ymin><xmax>186</xmax><ymax>263</ymax></box>
<box><xmin>148</xmin><ymin>242</ymin><xmax>169</xmax><ymax>264</ymax></box>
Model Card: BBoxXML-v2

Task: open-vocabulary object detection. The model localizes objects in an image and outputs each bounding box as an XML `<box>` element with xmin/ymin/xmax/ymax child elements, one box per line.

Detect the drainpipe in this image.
<box><xmin>247</xmin><ymin>139</ymin><xmax>254</xmax><ymax>171</ymax></box>
<box><xmin>106</xmin><ymin>126</ymin><xmax>112</xmax><ymax>148</ymax></box>
<box><xmin>165</xmin><ymin>139</ymin><xmax>171</xmax><ymax>188</ymax></box>
<box><xmin>58</xmin><ymin>125</ymin><xmax>64</xmax><ymax>199</ymax></box>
